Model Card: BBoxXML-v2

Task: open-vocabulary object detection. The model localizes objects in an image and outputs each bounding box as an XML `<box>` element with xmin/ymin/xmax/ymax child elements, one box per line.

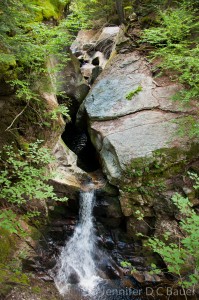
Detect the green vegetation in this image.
<box><xmin>0</xmin><ymin>140</ymin><xmax>67</xmax><ymax>235</ymax></box>
<box><xmin>0</xmin><ymin>0</ymin><xmax>198</xmax><ymax>294</ymax></box>
<box><xmin>135</xmin><ymin>173</ymin><xmax>199</xmax><ymax>289</ymax></box>
<box><xmin>125</xmin><ymin>85</ymin><xmax>142</xmax><ymax>100</ymax></box>
<box><xmin>0</xmin><ymin>228</ymin><xmax>16</xmax><ymax>262</ymax></box>
<box><xmin>0</xmin><ymin>0</ymin><xmax>74</xmax><ymax>118</ymax></box>
<box><xmin>123</xmin><ymin>146</ymin><xmax>199</xmax><ymax>288</ymax></box>
<box><xmin>124</xmin><ymin>179</ymin><xmax>165</xmax><ymax>196</ymax></box>
<box><xmin>0</xmin><ymin>261</ymin><xmax>29</xmax><ymax>285</ymax></box>
<box><xmin>149</xmin><ymin>192</ymin><xmax>199</xmax><ymax>288</ymax></box>
<box><xmin>0</xmin><ymin>245</ymin><xmax>30</xmax><ymax>296</ymax></box>
<box><xmin>32</xmin><ymin>0</ymin><xmax>70</xmax><ymax>21</ymax></box>
<box><xmin>0</xmin><ymin>228</ymin><xmax>29</xmax><ymax>296</ymax></box>
<box><xmin>70</xmin><ymin>0</ymin><xmax>110</xmax><ymax>24</ymax></box>
<box><xmin>123</xmin><ymin>149</ymin><xmax>180</xmax><ymax>199</ymax></box>
<box><xmin>120</xmin><ymin>260</ymin><xmax>132</xmax><ymax>268</ymax></box>
<box><xmin>141</xmin><ymin>2</ymin><xmax>199</xmax><ymax>136</ymax></box>
<box><xmin>70</xmin><ymin>0</ymin><xmax>134</xmax><ymax>26</ymax></box>
<box><xmin>49</xmin><ymin>104</ymin><xmax>70</xmax><ymax>120</ymax></box>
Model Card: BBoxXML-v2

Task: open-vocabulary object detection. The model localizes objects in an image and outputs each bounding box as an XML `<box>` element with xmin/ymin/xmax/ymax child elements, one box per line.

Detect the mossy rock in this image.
<box><xmin>0</xmin><ymin>229</ymin><xmax>16</xmax><ymax>263</ymax></box>
<box><xmin>0</xmin><ymin>53</ymin><xmax>16</xmax><ymax>76</ymax></box>
<box><xmin>0</xmin><ymin>229</ymin><xmax>29</xmax><ymax>296</ymax></box>
<box><xmin>120</xmin><ymin>143</ymin><xmax>199</xmax><ymax>220</ymax></box>
<box><xmin>30</xmin><ymin>226</ymin><xmax>42</xmax><ymax>241</ymax></box>
<box><xmin>0</xmin><ymin>263</ymin><xmax>30</xmax><ymax>298</ymax></box>
<box><xmin>123</xmin><ymin>145</ymin><xmax>199</xmax><ymax>184</ymax></box>
<box><xmin>32</xmin><ymin>0</ymin><xmax>70</xmax><ymax>21</ymax></box>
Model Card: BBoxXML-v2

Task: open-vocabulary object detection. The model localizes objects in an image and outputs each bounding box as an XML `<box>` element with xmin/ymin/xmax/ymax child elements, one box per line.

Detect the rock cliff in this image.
<box><xmin>75</xmin><ymin>27</ymin><xmax>199</xmax><ymax>238</ymax></box>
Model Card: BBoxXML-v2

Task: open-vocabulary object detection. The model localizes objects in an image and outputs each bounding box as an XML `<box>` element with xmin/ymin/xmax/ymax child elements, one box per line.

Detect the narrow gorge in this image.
<box><xmin>0</xmin><ymin>1</ymin><xmax>199</xmax><ymax>299</ymax></box>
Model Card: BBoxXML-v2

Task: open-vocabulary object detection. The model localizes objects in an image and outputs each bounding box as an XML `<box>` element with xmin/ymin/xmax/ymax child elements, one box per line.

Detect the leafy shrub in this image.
<box><xmin>0</xmin><ymin>0</ymin><xmax>74</xmax><ymax>122</ymax></box>
<box><xmin>49</xmin><ymin>104</ymin><xmax>70</xmax><ymax>120</ymax></box>
<box><xmin>0</xmin><ymin>140</ymin><xmax>67</xmax><ymax>234</ymax></box>
<box><xmin>147</xmin><ymin>173</ymin><xmax>199</xmax><ymax>289</ymax></box>
<box><xmin>141</xmin><ymin>4</ymin><xmax>199</xmax><ymax>136</ymax></box>
<box><xmin>142</xmin><ymin>7</ymin><xmax>197</xmax><ymax>45</ymax></box>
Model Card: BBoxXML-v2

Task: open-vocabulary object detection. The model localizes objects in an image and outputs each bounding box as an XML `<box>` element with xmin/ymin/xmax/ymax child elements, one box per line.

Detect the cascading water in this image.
<box><xmin>54</xmin><ymin>189</ymin><xmax>101</xmax><ymax>296</ymax></box>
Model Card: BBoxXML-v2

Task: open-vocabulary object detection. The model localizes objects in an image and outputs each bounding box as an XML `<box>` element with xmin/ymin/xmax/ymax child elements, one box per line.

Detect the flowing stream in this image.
<box><xmin>54</xmin><ymin>188</ymin><xmax>101</xmax><ymax>296</ymax></box>
<box><xmin>53</xmin><ymin>188</ymin><xmax>144</xmax><ymax>300</ymax></box>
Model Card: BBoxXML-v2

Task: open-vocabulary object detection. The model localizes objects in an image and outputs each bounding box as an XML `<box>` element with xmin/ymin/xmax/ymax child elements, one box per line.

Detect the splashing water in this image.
<box><xmin>54</xmin><ymin>189</ymin><xmax>101</xmax><ymax>295</ymax></box>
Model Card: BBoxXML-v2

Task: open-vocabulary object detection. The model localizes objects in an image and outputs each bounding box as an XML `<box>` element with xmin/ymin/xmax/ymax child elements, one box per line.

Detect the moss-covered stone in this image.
<box><xmin>120</xmin><ymin>142</ymin><xmax>199</xmax><ymax>229</ymax></box>
<box><xmin>0</xmin><ymin>229</ymin><xmax>29</xmax><ymax>297</ymax></box>
<box><xmin>33</xmin><ymin>0</ymin><xmax>70</xmax><ymax>21</ymax></box>
<box><xmin>30</xmin><ymin>226</ymin><xmax>42</xmax><ymax>241</ymax></box>
<box><xmin>0</xmin><ymin>53</ymin><xmax>16</xmax><ymax>76</ymax></box>
<box><xmin>0</xmin><ymin>229</ymin><xmax>16</xmax><ymax>263</ymax></box>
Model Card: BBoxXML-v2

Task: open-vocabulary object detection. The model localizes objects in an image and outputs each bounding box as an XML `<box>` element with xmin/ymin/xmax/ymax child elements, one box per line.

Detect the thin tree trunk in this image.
<box><xmin>115</xmin><ymin>0</ymin><xmax>125</xmax><ymax>24</ymax></box>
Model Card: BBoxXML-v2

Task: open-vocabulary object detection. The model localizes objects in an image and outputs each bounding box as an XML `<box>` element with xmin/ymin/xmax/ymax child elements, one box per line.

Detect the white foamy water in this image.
<box><xmin>54</xmin><ymin>189</ymin><xmax>101</xmax><ymax>295</ymax></box>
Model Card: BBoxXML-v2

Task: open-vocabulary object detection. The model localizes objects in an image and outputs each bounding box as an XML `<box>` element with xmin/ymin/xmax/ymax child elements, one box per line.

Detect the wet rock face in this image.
<box><xmin>27</xmin><ymin>212</ymin><xmax>159</xmax><ymax>286</ymax></box>
<box><xmin>94</xmin><ymin>195</ymin><xmax>123</xmax><ymax>228</ymax></box>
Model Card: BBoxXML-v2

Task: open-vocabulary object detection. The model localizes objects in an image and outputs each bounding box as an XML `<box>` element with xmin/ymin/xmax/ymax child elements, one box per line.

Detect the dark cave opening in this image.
<box><xmin>61</xmin><ymin>122</ymin><xmax>100</xmax><ymax>173</ymax></box>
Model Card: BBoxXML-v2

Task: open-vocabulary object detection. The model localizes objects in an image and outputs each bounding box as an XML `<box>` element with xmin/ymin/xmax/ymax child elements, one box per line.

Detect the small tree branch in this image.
<box><xmin>5</xmin><ymin>102</ymin><xmax>29</xmax><ymax>132</ymax></box>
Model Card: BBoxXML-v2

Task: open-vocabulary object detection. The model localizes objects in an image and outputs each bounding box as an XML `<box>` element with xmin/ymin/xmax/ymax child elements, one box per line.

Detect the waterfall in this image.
<box><xmin>54</xmin><ymin>189</ymin><xmax>101</xmax><ymax>295</ymax></box>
